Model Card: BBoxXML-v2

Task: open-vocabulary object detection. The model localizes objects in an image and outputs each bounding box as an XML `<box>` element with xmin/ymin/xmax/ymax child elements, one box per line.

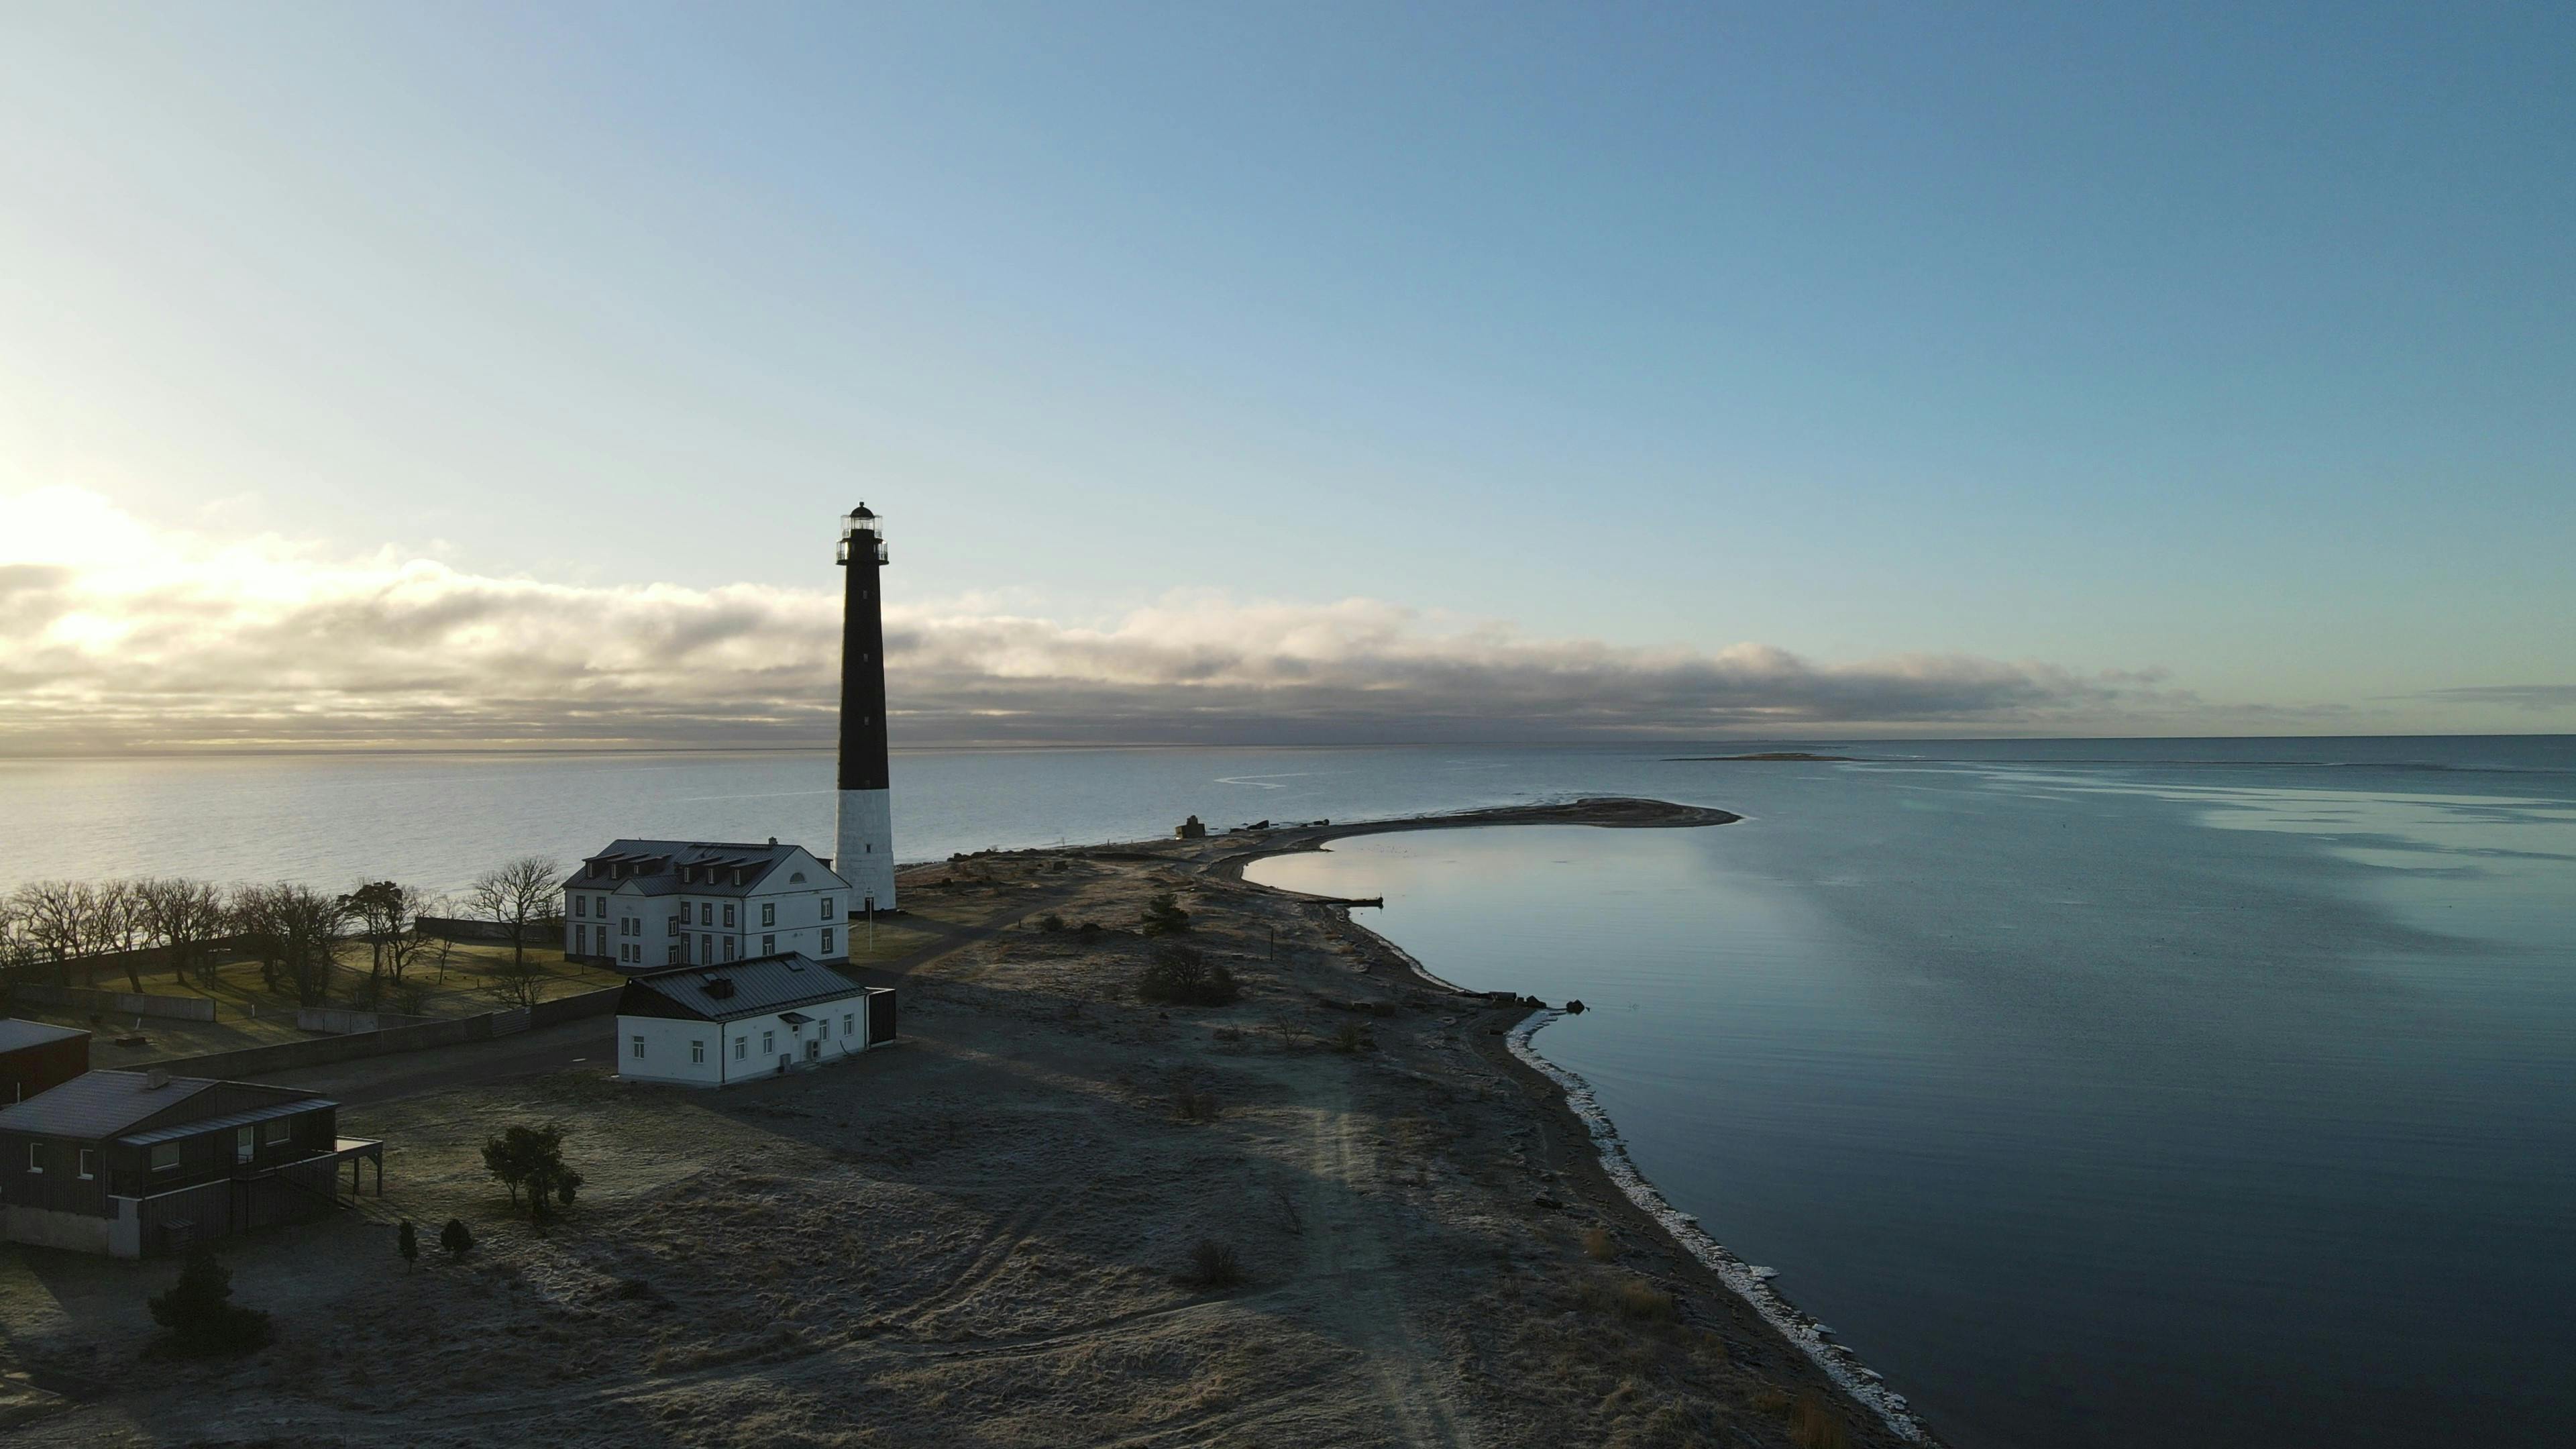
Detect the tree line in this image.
<box><xmin>0</xmin><ymin>856</ymin><xmax>564</xmax><ymax>1011</ymax></box>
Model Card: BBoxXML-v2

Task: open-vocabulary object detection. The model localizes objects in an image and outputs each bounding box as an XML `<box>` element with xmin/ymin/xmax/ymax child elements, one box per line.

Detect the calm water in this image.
<box><xmin>5</xmin><ymin>739</ymin><xmax>2573</xmax><ymax>1444</ymax></box>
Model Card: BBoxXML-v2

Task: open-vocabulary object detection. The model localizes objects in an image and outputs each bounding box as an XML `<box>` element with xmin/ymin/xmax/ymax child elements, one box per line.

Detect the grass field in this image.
<box><xmin>7</xmin><ymin>938</ymin><xmax>626</xmax><ymax>1069</ymax></box>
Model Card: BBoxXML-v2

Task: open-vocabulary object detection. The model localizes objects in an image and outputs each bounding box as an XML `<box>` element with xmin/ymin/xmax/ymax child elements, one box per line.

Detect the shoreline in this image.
<box><xmin>1216</xmin><ymin>796</ymin><xmax>1942</xmax><ymax>1446</ymax></box>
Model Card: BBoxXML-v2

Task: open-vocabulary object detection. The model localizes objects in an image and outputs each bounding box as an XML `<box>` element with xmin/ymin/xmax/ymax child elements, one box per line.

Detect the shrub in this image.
<box><xmin>1182</xmin><ymin>1238</ymin><xmax>1240</xmax><ymax>1289</ymax></box>
<box><xmin>1581</xmin><ymin>1226</ymin><xmax>1617</xmax><ymax>1262</ymax></box>
<box><xmin>1038</xmin><ymin>912</ymin><xmax>1067</xmax><ymax>933</ymax></box>
<box><xmin>1790</xmin><ymin>1391</ymin><xmax>1849</xmax><ymax>1449</ymax></box>
<box><xmin>148</xmin><ymin>1245</ymin><xmax>272</xmax><ymax>1356</ymax></box>
<box><xmin>439</xmin><ymin>1217</ymin><xmax>475</xmax><ymax>1256</ymax></box>
<box><xmin>1137</xmin><ymin>945</ymin><xmax>1240</xmax><ymax>1007</ymax></box>
<box><xmin>397</xmin><ymin>1220</ymin><xmax>419</xmax><ymax>1272</ymax></box>
<box><xmin>1075</xmin><ymin>920</ymin><xmax>1103</xmax><ymax>940</ymax></box>
<box><xmin>1330</xmin><ymin>1021</ymin><xmax>1373</xmax><ymax>1054</ymax></box>
<box><xmin>481</xmin><ymin>1122</ymin><xmax>584</xmax><ymax>1222</ymax></box>
<box><xmin>1139</xmin><ymin>892</ymin><xmax>1191</xmax><ymax>936</ymax></box>
<box><xmin>1616</xmin><ymin>1279</ymin><xmax>1678</xmax><ymax>1322</ymax></box>
<box><xmin>1173</xmin><ymin>1090</ymin><xmax>1221</xmax><ymax>1123</ymax></box>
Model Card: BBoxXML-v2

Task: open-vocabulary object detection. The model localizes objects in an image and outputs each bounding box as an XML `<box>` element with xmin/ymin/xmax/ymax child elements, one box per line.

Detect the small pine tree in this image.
<box><xmin>397</xmin><ymin>1220</ymin><xmax>419</xmax><ymax>1273</ymax></box>
<box><xmin>148</xmin><ymin>1244</ymin><xmax>272</xmax><ymax>1355</ymax></box>
<box><xmin>440</xmin><ymin>1217</ymin><xmax>474</xmax><ymax>1257</ymax></box>
<box><xmin>1139</xmin><ymin>892</ymin><xmax>1191</xmax><ymax>936</ymax></box>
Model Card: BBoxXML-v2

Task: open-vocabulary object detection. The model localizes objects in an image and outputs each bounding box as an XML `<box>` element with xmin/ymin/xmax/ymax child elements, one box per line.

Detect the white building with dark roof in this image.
<box><xmin>614</xmin><ymin>954</ymin><xmax>894</xmax><ymax>1087</ymax></box>
<box><xmin>563</xmin><ymin>839</ymin><xmax>853</xmax><ymax>972</ymax></box>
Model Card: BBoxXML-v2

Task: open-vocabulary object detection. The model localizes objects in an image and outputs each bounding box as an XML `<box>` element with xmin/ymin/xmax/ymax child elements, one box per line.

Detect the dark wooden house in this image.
<box><xmin>0</xmin><ymin>1069</ymin><xmax>382</xmax><ymax>1257</ymax></box>
<box><xmin>0</xmin><ymin>1020</ymin><xmax>90</xmax><ymax>1104</ymax></box>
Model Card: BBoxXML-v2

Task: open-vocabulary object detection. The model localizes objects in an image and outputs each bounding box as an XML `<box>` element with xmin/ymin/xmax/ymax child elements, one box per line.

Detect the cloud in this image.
<box><xmin>0</xmin><ymin>486</ymin><xmax>2213</xmax><ymax>753</ymax></box>
<box><xmin>2413</xmin><ymin>685</ymin><xmax>2576</xmax><ymax>712</ymax></box>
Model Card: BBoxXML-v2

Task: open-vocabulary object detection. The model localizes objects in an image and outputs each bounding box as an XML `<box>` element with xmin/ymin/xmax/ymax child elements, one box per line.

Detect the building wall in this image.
<box><xmin>617</xmin><ymin>997</ymin><xmax>876</xmax><ymax>1087</ymax></box>
<box><xmin>564</xmin><ymin>847</ymin><xmax>853</xmax><ymax>969</ymax></box>
<box><xmin>1</xmin><ymin>1203</ymin><xmax>113</xmax><ymax>1254</ymax></box>
<box><xmin>0</xmin><ymin>1130</ymin><xmax>113</xmax><ymax>1216</ymax></box>
<box><xmin>0</xmin><ymin>1034</ymin><xmax>91</xmax><ymax>1105</ymax></box>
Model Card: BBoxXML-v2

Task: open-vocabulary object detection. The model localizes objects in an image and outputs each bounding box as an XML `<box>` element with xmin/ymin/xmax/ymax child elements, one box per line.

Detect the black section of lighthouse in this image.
<box><xmin>834</xmin><ymin>504</ymin><xmax>898</xmax><ymax>912</ymax></box>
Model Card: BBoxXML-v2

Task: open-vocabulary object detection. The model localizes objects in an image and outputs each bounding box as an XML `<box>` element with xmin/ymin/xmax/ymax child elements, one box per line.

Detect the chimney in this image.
<box><xmin>144</xmin><ymin>1068</ymin><xmax>170</xmax><ymax>1089</ymax></box>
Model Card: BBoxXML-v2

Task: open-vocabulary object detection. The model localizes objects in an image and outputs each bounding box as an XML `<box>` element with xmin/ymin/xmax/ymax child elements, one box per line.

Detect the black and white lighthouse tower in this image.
<box><xmin>835</xmin><ymin>504</ymin><xmax>898</xmax><ymax>913</ymax></box>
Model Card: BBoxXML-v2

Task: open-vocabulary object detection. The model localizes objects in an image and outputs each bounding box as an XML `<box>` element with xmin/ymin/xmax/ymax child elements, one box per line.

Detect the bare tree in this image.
<box><xmin>469</xmin><ymin>857</ymin><xmax>560</xmax><ymax>971</ymax></box>
<box><xmin>9</xmin><ymin>881</ymin><xmax>89</xmax><ymax>985</ymax></box>
<box><xmin>270</xmin><ymin>885</ymin><xmax>349</xmax><ymax>1008</ymax></box>
<box><xmin>226</xmin><ymin>884</ymin><xmax>345</xmax><ymax>1006</ymax></box>
<box><xmin>228</xmin><ymin>885</ymin><xmax>285</xmax><ymax>996</ymax></box>
<box><xmin>137</xmin><ymin>879</ymin><xmax>230</xmax><ymax>992</ymax></box>
<box><xmin>482</xmin><ymin>953</ymin><xmax>548</xmax><ymax>1010</ymax></box>
<box><xmin>0</xmin><ymin>897</ymin><xmax>34</xmax><ymax>985</ymax></box>
<box><xmin>421</xmin><ymin>893</ymin><xmax>463</xmax><ymax>984</ymax></box>
<box><xmin>96</xmin><ymin>881</ymin><xmax>152</xmax><ymax>992</ymax></box>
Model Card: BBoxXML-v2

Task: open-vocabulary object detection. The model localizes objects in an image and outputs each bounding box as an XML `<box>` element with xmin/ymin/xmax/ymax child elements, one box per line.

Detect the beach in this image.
<box><xmin>0</xmin><ymin>800</ymin><xmax>1911</xmax><ymax>1447</ymax></box>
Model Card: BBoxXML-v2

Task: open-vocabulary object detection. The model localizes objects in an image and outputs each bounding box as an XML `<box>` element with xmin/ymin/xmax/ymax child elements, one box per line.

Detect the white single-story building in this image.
<box><xmin>564</xmin><ymin>839</ymin><xmax>853</xmax><ymax>972</ymax></box>
<box><xmin>614</xmin><ymin>954</ymin><xmax>895</xmax><ymax>1087</ymax></box>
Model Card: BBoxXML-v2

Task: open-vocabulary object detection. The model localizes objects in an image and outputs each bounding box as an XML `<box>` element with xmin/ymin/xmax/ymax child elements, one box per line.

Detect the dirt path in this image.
<box><xmin>1299</xmin><ymin>1077</ymin><xmax>1466</xmax><ymax>1449</ymax></box>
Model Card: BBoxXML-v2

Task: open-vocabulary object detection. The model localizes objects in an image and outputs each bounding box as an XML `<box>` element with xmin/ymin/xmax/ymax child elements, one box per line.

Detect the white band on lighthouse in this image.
<box><xmin>836</xmin><ymin>787</ymin><xmax>898</xmax><ymax>914</ymax></box>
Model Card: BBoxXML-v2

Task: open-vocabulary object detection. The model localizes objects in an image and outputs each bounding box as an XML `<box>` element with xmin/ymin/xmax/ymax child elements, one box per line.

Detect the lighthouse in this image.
<box><xmin>835</xmin><ymin>504</ymin><xmax>898</xmax><ymax>914</ymax></box>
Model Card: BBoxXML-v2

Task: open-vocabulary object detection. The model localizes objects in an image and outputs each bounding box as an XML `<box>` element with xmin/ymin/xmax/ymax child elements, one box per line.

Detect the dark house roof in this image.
<box><xmin>0</xmin><ymin>1071</ymin><xmax>220</xmax><ymax>1140</ymax></box>
<box><xmin>563</xmin><ymin>839</ymin><xmax>847</xmax><ymax>899</ymax></box>
<box><xmin>119</xmin><ymin>1096</ymin><xmax>335</xmax><ymax>1148</ymax></box>
<box><xmin>619</xmin><ymin>954</ymin><xmax>870</xmax><ymax>1023</ymax></box>
<box><xmin>0</xmin><ymin>1020</ymin><xmax>89</xmax><ymax>1054</ymax></box>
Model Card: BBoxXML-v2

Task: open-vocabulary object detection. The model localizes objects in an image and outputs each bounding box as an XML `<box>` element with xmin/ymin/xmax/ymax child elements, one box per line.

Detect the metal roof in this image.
<box><xmin>623</xmin><ymin>954</ymin><xmax>870</xmax><ymax>1022</ymax></box>
<box><xmin>561</xmin><ymin>839</ymin><xmax>848</xmax><ymax>899</ymax></box>
<box><xmin>0</xmin><ymin>1020</ymin><xmax>89</xmax><ymax>1054</ymax></box>
<box><xmin>0</xmin><ymin>1070</ymin><xmax>219</xmax><ymax>1139</ymax></box>
<box><xmin>117</xmin><ymin>1095</ymin><xmax>336</xmax><ymax>1148</ymax></box>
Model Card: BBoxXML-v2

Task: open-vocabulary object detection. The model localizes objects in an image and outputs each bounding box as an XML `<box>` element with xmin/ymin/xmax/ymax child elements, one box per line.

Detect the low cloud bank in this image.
<box><xmin>4</xmin><ymin>486</ymin><xmax>2208</xmax><ymax>753</ymax></box>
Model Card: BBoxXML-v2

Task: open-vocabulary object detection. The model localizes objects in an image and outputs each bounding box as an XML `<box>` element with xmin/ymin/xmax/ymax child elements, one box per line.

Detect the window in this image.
<box><xmin>734</xmin><ymin>1036</ymin><xmax>747</xmax><ymax>1059</ymax></box>
<box><xmin>77</xmin><ymin>1148</ymin><xmax>95</xmax><ymax>1179</ymax></box>
<box><xmin>574</xmin><ymin>896</ymin><xmax>588</xmax><ymax>918</ymax></box>
<box><xmin>761</xmin><ymin>902</ymin><xmax>775</xmax><ymax>928</ymax></box>
<box><xmin>820</xmin><ymin>928</ymin><xmax>835</xmax><ymax>955</ymax></box>
<box><xmin>761</xmin><ymin>934</ymin><xmax>775</xmax><ymax>955</ymax></box>
<box><xmin>690</xmin><ymin>1040</ymin><xmax>705</xmax><ymax>1064</ymax></box>
<box><xmin>150</xmin><ymin>1143</ymin><xmax>179</xmax><ymax>1173</ymax></box>
<box><xmin>821</xmin><ymin>897</ymin><xmax>835</xmax><ymax>920</ymax></box>
<box><xmin>723</xmin><ymin>936</ymin><xmax>737</xmax><ymax>961</ymax></box>
<box><xmin>762</xmin><ymin>1029</ymin><xmax>775</xmax><ymax>1054</ymax></box>
<box><xmin>266</xmin><ymin>1118</ymin><xmax>291</xmax><ymax>1145</ymax></box>
<box><xmin>236</xmin><ymin>1126</ymin><xmax>256</xmax><ymax>1165</ymax></box>
<box><xmin>843</xmin><ymin>1013</ymin><xmax>855</xmax><ymax>1036</ymax></box>
<box><xmin>667</xmin><ymin>917</ymin><xmax>679</xmax><ymax>936</ymax></box>
<box><xmin>700</xmin><ymin>933</ymin><xmax>712</xmax><ymax>960</ymax></box>
<box><xmin>817</xmin><ymin>1017</ymin><xmax>828</xmax><ymax>1038</ymax></box>
<box><xmin>790</xmin><ymin>871</ymin><xmax>806</xmax><ymax>883</ymax></box>
<box><xmin>722</xmin><ymin>904</ymin><xmax>737</xmax><ymax>928</ymax></box>
<box><xmin>631</xmin><ymin>1035</ymin><xmax>646</xmax><ymax>1059</ymax></box>
<box><xmin>23</xmin><ymin>1143</ymin><xmax>38</xmax><ymax>1174</ymax></box>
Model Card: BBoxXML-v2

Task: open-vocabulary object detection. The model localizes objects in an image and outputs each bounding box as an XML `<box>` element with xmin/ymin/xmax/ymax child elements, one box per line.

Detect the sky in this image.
<box><xmin>2</xmin><ymin>2</ymin><xmax>2570</xmax><ymax>751</ymax></box>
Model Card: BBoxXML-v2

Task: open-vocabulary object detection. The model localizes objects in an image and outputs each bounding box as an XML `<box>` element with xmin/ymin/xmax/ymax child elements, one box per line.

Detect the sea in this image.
<box><xmin>4</xmin><ymin>737</ymin><xmax>2571</xmax><ymax>1446</ymax></box>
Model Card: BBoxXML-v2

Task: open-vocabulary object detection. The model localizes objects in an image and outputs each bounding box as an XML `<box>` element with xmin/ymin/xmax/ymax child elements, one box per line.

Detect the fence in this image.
<box><xmin>414</xmin><ymin>915</ymin><xmax>564</xmax><ymax>943</ymax></box>
<box><xmin>7</xmin><ymin>983</ymin><xmax>217</xmax><ymax>1023</ymax></box>
<box><xmin>294</xmin><ymin>1008</ymin><xmax>437</xmax><ymax>1034</ymax></box>
<box><xmin>150</xmin><ymin>987</ymin><xmax>622</xmax><ymax>1081</ymax></box>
